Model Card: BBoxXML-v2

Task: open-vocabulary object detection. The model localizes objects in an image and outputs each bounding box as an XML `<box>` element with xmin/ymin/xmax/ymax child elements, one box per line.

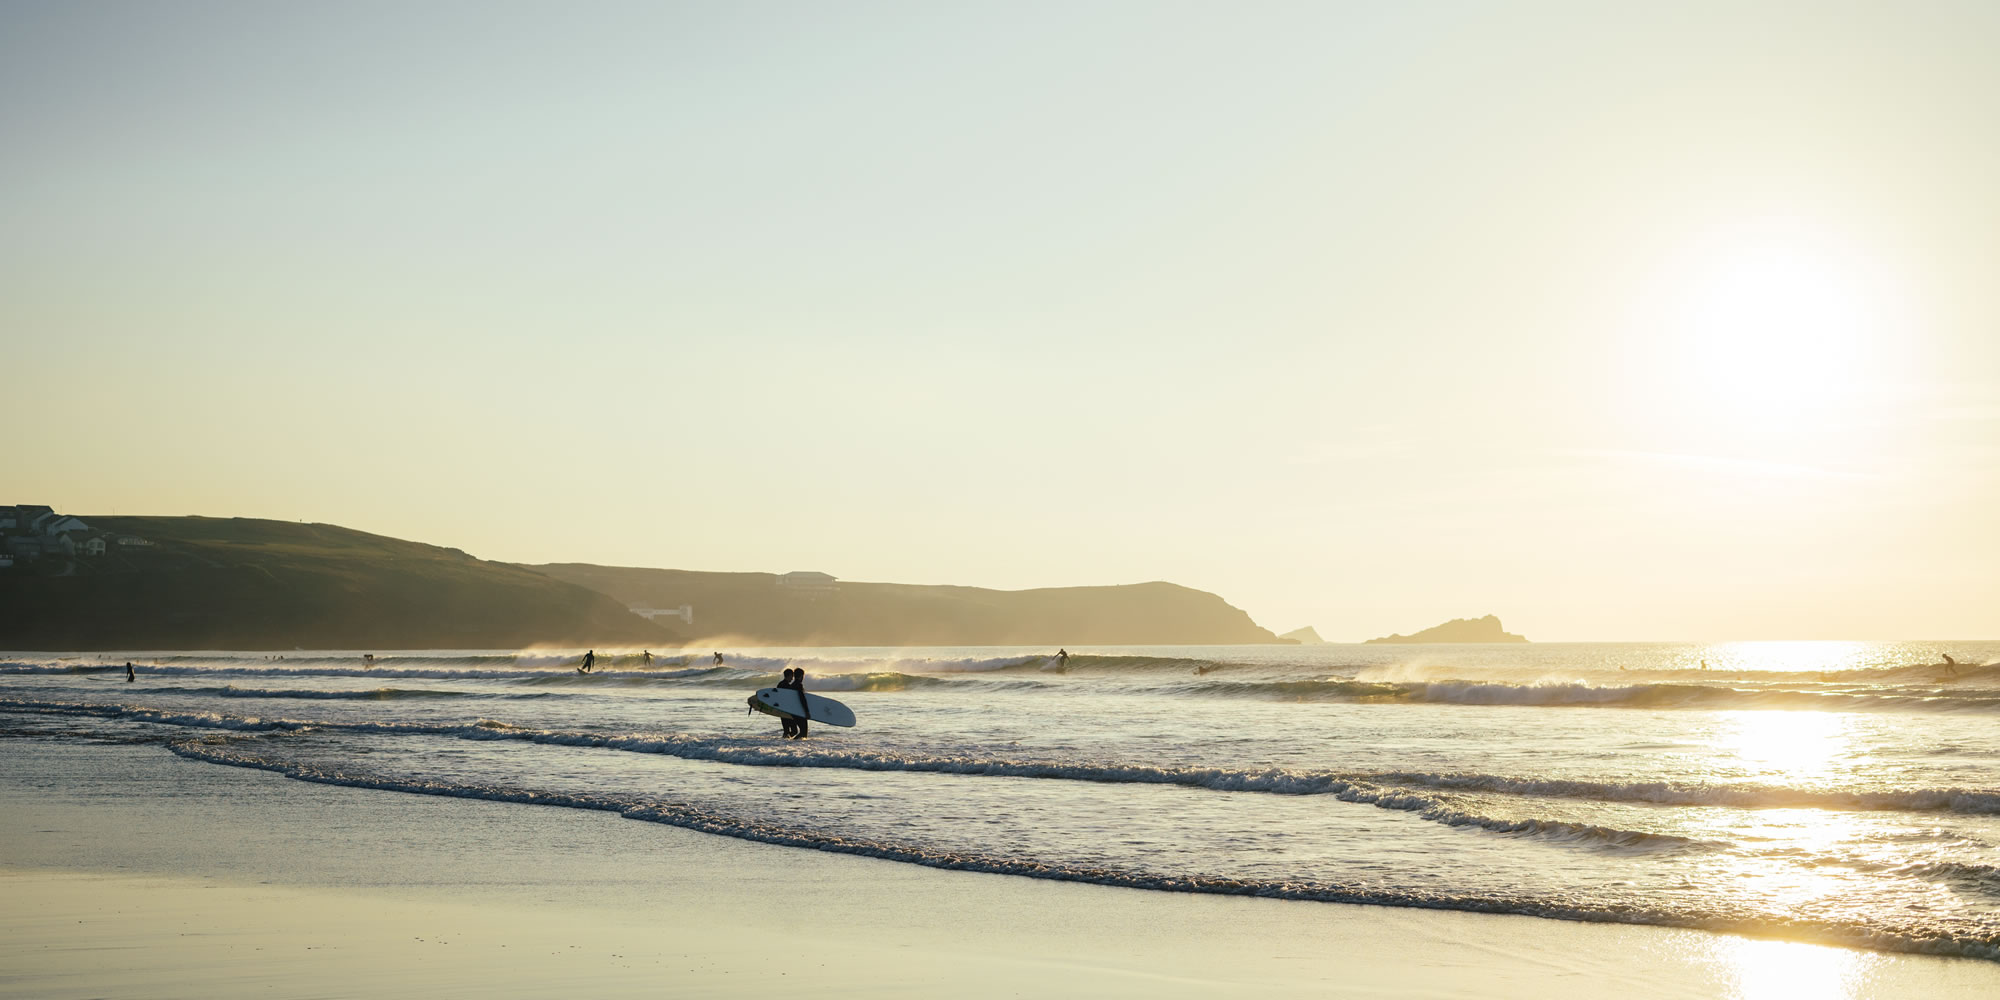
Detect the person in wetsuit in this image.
<box><xmin>775</xmin><ymin>668</ymin><xmax>799</xmax><ymax>738</ymax></box>
<box><xmin>579</xmin><ymin>649</ymin><xmax>595</xmax><ymax>674</ymax></box>
<box><xmin>780</xmin><ymin>667</ymin><xmax>810</xmax><ymax>739</ymax></box>
<box><xmin>125</xmin><ymin>661</ymin><xmax>135</xmax><ymax>683</ymax></box>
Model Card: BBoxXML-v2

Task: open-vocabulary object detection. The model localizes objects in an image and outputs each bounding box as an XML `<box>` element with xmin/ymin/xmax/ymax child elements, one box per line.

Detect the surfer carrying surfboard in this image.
<box><xmin>779</xmin><ymin>667</ymin><xmax>811</xmax><ymax>739</ymax></box>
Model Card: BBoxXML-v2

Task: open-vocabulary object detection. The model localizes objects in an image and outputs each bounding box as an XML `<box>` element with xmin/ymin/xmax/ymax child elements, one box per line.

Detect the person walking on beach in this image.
<box><xmin>579</xmin><ymin>649</ymin><xmax>596</xmax><ymax>674</ymax></box>
<box><xmin>125</xmin><ymin>661</ymin><xmax>134</xmax><ymax>683</ymax></box>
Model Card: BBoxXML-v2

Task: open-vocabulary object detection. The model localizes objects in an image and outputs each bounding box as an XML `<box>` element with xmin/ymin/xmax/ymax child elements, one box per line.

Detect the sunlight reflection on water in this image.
<box><xmin>1723</xmin><ymin>937</ymin><xmax>1864</xmax><ymax>999</ymax></box>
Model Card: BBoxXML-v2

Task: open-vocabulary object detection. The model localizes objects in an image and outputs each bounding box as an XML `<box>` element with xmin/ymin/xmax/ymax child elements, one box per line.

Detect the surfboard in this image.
<box><xmin>749</xmin><ymin>687</ymin><xmax>856</xmax><ymax>728</ymax></box>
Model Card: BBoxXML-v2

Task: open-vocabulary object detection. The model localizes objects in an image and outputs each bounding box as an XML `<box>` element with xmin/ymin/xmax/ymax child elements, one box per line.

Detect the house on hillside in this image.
<box><xmin>3</xmin><ymin>505</ymin><xmax>96</xmax><ymax>562</ymax></box>
<box><xmin>4</xmin><ymin>505</ymin><xmax>52</xmax><ymax>533</ymax></box>
<box><xmin>775</xmin><ymin>571</ymin><xmax>838</xmax><ymax>594</ymax></box>
<box><xmin>81</xmin><ymin>536</ymin><xmax>107</xmax><ymax>557</ymax></box>
<box><xmin>37</xmin><ymin>514</ymin><xmax>89</xmax><ymax>537</ymax></box>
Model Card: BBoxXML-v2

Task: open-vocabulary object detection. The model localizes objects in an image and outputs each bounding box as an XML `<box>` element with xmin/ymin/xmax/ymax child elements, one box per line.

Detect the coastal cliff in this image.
<box><xmin>526</xmin><ymin>564</ymin><xmax>1284</xmax><ymax>646</ymax></box>
<box><xmin>0</xmin><ymin>515</ymin><xmax>1283</xmax><ymax>649</ymax></box>
<box><xmin>0</xmin><ymin>517</ymin><xmax>677</xmax><ymax>650</ymax></box>
<box><xmin>1365</xmin><ymin>614</ymin><xmax>1528</xmax><ymax>644</ymax></box>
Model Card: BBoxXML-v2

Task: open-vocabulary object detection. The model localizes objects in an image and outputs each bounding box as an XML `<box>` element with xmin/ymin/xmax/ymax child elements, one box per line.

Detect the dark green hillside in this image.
<box><xmin>1</xmin><ymin>517</ymin><xmax>676</xmax><ymax>650</ymax></box>
<box><xmin>526</xmin><ymin>564</ymin><xmax>1282</xmax><ymax>646</ymax></box>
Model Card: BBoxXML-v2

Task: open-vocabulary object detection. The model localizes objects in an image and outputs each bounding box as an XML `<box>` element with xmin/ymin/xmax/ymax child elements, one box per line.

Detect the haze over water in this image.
<box><xmin>9</xmin><ymin>640</ymin><xmax>1999</xmax><ymax>965</ymax></box>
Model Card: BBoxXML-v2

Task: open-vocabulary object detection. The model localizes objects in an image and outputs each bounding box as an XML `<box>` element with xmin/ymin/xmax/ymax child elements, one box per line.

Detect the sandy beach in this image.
<box><xmin>4</xmin><ymin>738</ymin><xmax>1996</xmax><ymax>999</ymax></box>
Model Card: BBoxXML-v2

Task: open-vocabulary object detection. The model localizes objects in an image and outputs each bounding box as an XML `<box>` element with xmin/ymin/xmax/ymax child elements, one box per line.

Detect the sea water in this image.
<box><xmin>4</xmin><ymin>641</ymin><xmax>1998</xmax><ymax>962</ymax></box>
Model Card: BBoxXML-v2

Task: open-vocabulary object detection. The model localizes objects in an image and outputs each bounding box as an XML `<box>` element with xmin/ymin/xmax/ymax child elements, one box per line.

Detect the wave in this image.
<box><xmin>156</xmin><ymin>735</ymin><xmax>2000</xmax><ymax>963</ymax></box>
<box><xmin>152</xmin><ymin>685</ymin><xmax>548</xmax><ymax>702</ymax></box>
<box><xmin>10</xmin><ymin>696</ymin><xmax>2000</xmax><ymax>819</ymax></box>
<box><xmin>1367</xmin><ymin>771</ymin><xmax>2000</xmax><ymax>816</ymax></box>
<box><xmin>1182</xmin><ymin>678</ymin><xmax>2000</xmax><ymax>713</ymax></box>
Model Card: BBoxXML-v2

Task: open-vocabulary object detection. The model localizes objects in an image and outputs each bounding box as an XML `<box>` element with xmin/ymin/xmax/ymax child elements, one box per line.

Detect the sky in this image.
<box><xmin>5</xmin><ymin>2</ymin><xmax>1997</xmax><ymax>640</ymax></box>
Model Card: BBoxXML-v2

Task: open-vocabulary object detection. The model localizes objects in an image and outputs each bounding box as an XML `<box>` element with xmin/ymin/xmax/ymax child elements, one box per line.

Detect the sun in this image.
<box><xmin>1630</xmin><ymin>219</ymin><xmax>1906</xmax><ymax>446</ymax></box>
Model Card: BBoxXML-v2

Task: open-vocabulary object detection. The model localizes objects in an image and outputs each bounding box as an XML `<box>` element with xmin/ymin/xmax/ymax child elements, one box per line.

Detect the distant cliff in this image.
<box><xmin>0</xmin><ymin>517</ymin><xmax>678</xmax><ymax>650</ymax></box>
<box><xmin>525</xmin><ymin>564</ymin><xmax>1284</xmax><ymax>646</ymax></box>
<box><xmin>1365</xmin><ymin>615</ymin><xmax>1527</xmax><ymax>644</ymax></box>
<box><xmin>1279</xmin><ymin>626</ymin><xmax>1325</xmax><ymax>645</ymax></box>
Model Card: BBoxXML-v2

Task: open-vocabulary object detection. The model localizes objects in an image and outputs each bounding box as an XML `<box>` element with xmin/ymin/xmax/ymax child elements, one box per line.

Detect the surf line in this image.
<box><xmin>157</xmin><ymin>735</ymin><xmax>2000</xmax><ymax>965</ymax></box>
<box><xmin>9</xmin><ymin>697</ymin><xmax>2000</xmax><ymax>817</ymax></box>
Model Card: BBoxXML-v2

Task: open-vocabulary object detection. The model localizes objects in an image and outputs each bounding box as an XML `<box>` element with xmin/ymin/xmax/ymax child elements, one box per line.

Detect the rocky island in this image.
<box><xmin>1365</xmin><ymin>614</ymin><xmax>1527</xmax><ymax>644</ymax></box>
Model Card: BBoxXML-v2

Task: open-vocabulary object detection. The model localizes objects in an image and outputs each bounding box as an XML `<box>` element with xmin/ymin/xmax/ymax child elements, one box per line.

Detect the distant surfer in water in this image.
<box><xmin>642</xmin><ymin>650</ymin><xmax>652</xmax><ymax>667</ymax></box>
<box><xmin>125</xmin><ymin>661</ymin><xmax>134</xmax><ymax>683</ymax></box>
<box><xmin>1055</xmin><ymin>649</ymin><xmax>1069</xmax><ymax>670</ymax></box>
<box><xmin>714</xmin><ymin>651</ymin><xmax>725</xmax><ymax>666</ymax></box>
<box><xmin>579</xmin><ymin>649</ymin><xmax>595</xmax><ymax>674</ymax></box>
<box><xmin>1943</xmin><ymin>653</ymin><xmax>1959</xmax><ymax>677</ymax></box>
<box><xmin>363</xmin><ymin>653</ymin><xmax>374</xmax><ymax>670</ymax></box>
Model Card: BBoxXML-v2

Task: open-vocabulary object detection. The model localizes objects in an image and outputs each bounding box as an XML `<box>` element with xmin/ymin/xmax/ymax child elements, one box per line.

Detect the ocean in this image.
<box><xmin>4</xmin><ymin>640</ymin><xmax>1998</xmax><ymax>963</ymax></box>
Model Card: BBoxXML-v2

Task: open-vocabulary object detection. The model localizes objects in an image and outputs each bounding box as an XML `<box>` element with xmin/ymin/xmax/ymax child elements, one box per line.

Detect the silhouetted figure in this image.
<box><xmin>579</xmin><ymin>649</ymin><xmax>596</xmax><ymax>674</ymax></box>
<box><xmin>714</xmin><ymin>651</ymin><xmax>725</xmax><ymax>666</ymax></box>
<box><xmin>780</xmin><ymin>667</ymin><xmax>810</xmax><ymax>739</ymax></box>
<box><xmin>642</xmin><ymin>650</ymin><xmax>653</xmax><ymax>667</ymax></box>
<box><xmin>775</xmin><ymin>668</ymin><xmax>799</xmax><ymax>738</ymax></box>
<box><xmin>363</xmin><ymin>653</ymin><xmax>375</xmax><ymax>669</ymax></box>
<box><xmin>125</xmin><ymin>661</ymin><xmax>134</xmax><ymax>683</ymax></box>
<box><xmin>1700</xmin><ymin>660</ymin><xmax>1709</xmax><ymax>670</ymax></box>
<box><xmin>1056</xmin><ymin>648</ymin><xmax>1069</xmax><ymax>670</ymax></box>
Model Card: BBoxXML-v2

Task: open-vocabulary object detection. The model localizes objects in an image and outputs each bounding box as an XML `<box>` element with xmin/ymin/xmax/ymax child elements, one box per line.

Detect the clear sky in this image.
<box><xmin>5</xmin><ymin>2</ymin><xmax>1996</xmax><ymax>640</ymax></box>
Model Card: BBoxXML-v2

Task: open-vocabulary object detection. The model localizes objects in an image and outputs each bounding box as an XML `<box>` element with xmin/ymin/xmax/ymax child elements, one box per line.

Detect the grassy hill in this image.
<box><xmin>1</xmin><ymin>517</ymin><xmax>677</xmax><ymax>650</ymax></box>
<box><xmin>525</xmin><ymin>564</ymin><xmax>1283</xmax><ymax>646</ymax></box>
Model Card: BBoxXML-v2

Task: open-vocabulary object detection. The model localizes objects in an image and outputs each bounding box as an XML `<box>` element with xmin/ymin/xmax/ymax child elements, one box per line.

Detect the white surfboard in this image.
<box><xmin>748</xmin><ymin>687</ymin><xmax>856</xmax><ymax>728</ymax></box>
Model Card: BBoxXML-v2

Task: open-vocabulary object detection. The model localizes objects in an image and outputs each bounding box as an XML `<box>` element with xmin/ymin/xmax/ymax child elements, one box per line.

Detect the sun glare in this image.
<box><xmin>1633</xmin><ymin>220</ymin><xmax>1907</xmax><ymax>447</ymax></box>
<box><xmin>1723</xmin><ymin>937</ymin><xmax>1865</xmax><ymax>1000</ymax></box>
<box><xmin>1720</xmin><ymin>709</ymin><xmax>1851</xmax><ymax>784</ymax></box>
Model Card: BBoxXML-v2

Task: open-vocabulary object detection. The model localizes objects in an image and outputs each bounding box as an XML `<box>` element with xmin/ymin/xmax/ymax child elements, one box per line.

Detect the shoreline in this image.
<box><xmin>5</xmin><ymin>739</ymin><xmax>1999</xmax><ymax>997</ymax></box>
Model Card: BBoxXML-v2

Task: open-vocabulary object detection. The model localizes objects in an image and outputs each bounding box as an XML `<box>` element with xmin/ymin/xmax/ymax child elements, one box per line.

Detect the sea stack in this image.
<box><xmin>1364</xmin><ymin>615</ymin><xmax>1527</xmax><ymax>644</ymax></box>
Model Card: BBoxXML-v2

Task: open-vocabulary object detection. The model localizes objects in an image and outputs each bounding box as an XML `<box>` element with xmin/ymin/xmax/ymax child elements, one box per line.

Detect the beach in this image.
<box><xmin>6</xmin><ymin>735</ymin><xmax>1999</xmax><ymax>998</ymax></box>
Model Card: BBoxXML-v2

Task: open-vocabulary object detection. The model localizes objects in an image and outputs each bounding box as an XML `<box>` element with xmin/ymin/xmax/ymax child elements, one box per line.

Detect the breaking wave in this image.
<box><xmin>157</xmin><ymin>734</ymin><xmax>2000</xmax><ymax>963</ymax></box>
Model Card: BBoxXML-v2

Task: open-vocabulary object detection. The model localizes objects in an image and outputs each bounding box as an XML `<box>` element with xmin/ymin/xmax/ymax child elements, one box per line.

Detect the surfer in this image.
<box><xmin>125</xmin><ymin>661</ymin><xmax>134</xmax><ymax>683</ymax></box>
<box><xmin>714</xmin><ymin>651</ymin><xmax>725</xmax><ymax>666</ymax></box>
<box><xmin>363</xmin><ymin>653</ymin><xmax>374</xmax><ymax>669</ymax></box>
<box><xmin>781</xmin><ymin>667</ymin><xmax>810</xmax><ymax>739</ymax></box>
<box><xmin>774</xmin><ymin>668</ymin><xmax>800</xmax><ymax>738</ymax></box>
<box><xmin>642</xmin><ymin>650</ymin><xmax>652</xmax><ymax>667</ymax></box>
<box><xmin>579</xmin><ymin>649</ymin><xmax>596</xmax><ymax>674</ymax></box>
<box><xmin>1056</xmin><ymin>648</ymin><xmax>1069</xmax><ymax>670</ymax></box>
